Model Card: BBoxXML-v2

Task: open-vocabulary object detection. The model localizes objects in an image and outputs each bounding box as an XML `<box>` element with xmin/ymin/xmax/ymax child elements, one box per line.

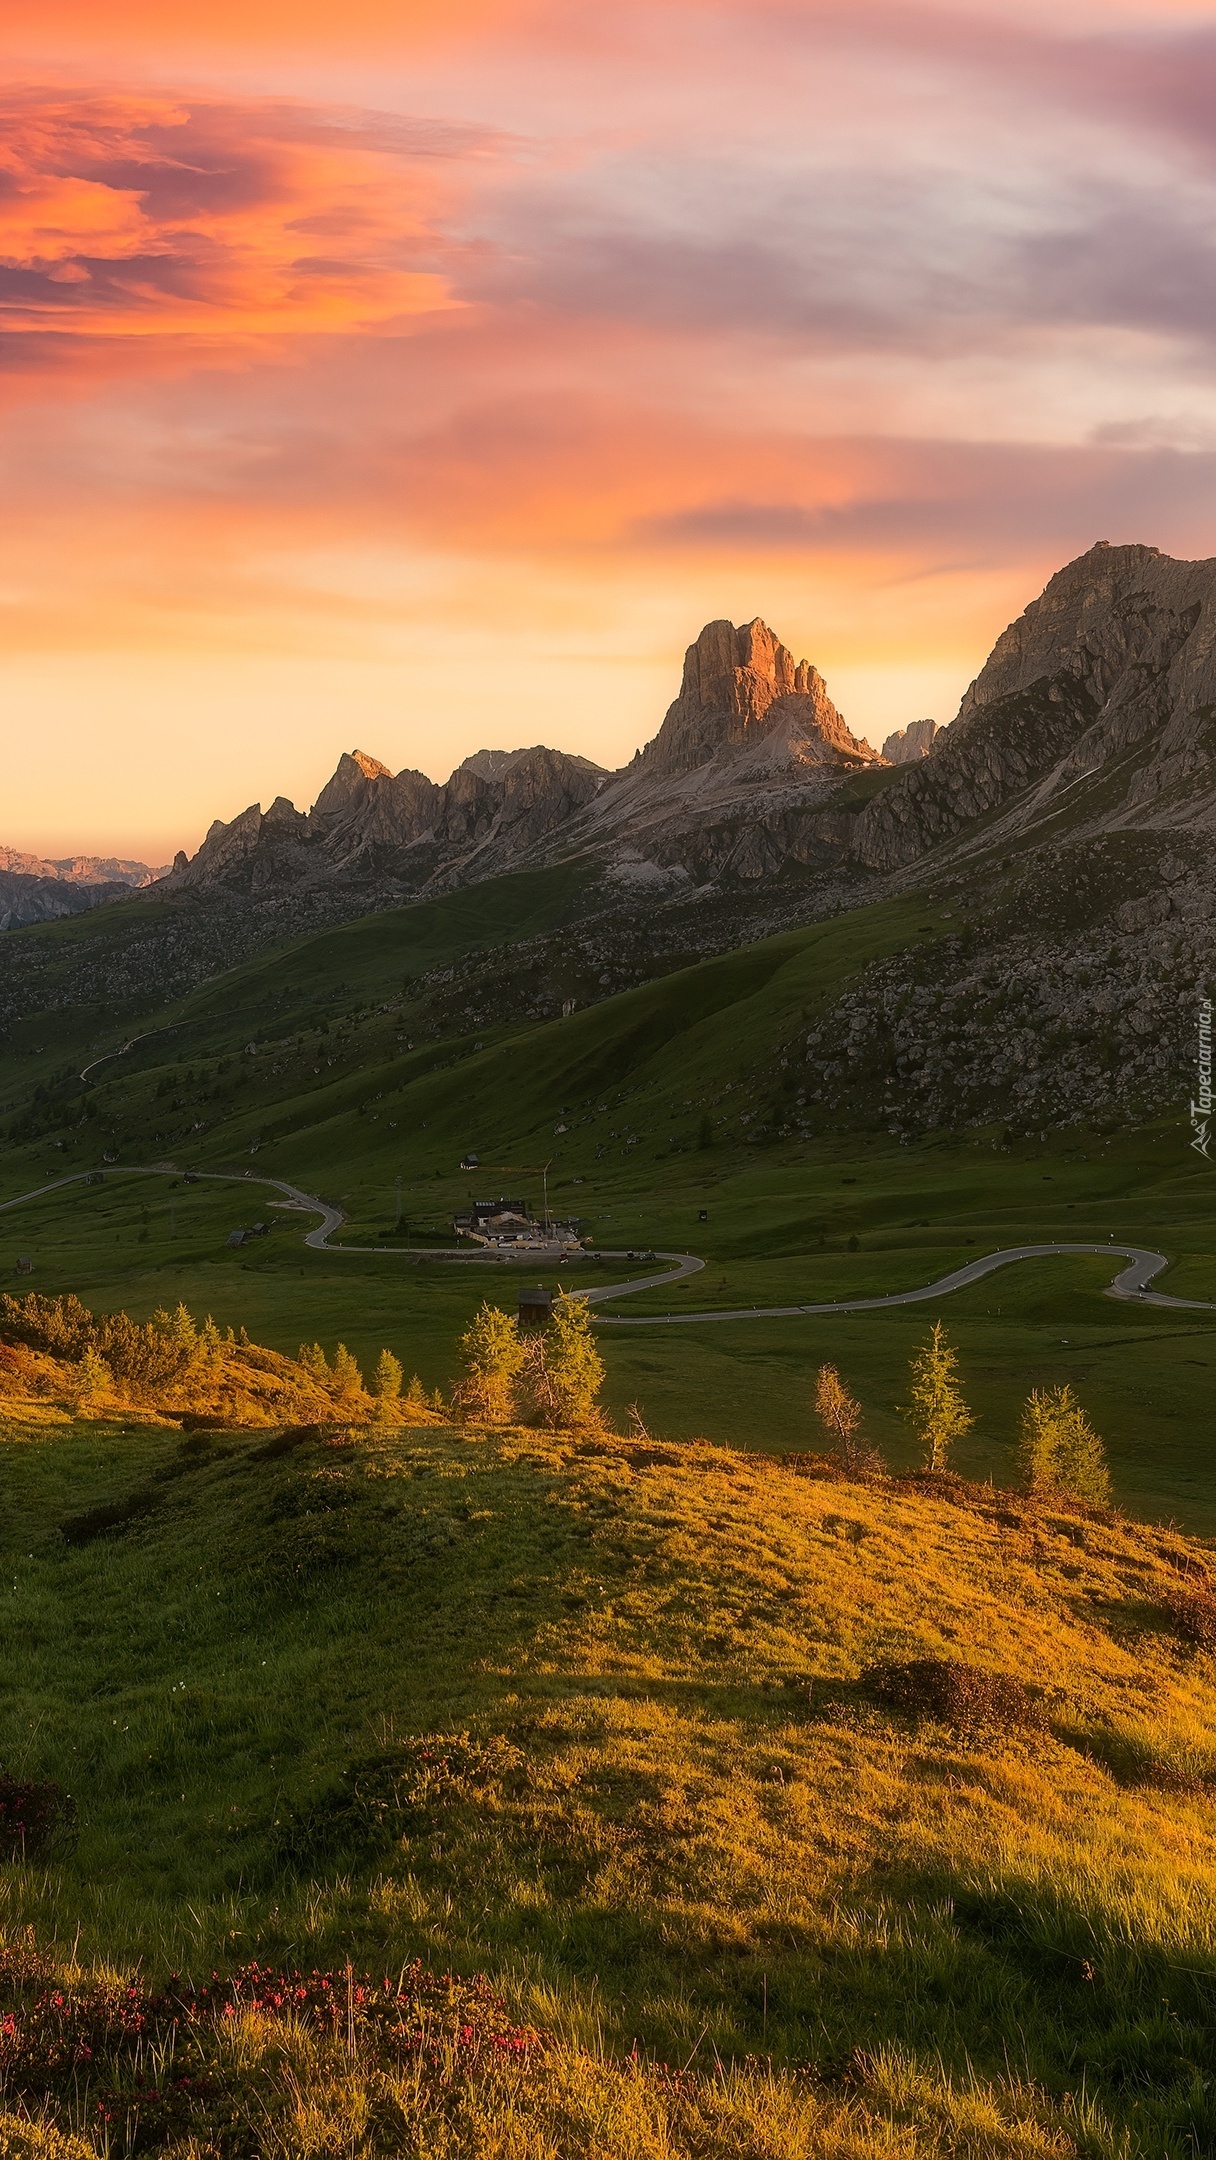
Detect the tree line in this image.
<box><xmin>815</xmin><ymin>1318</ymin><xmax>1111</xmax><ymax>1504</ymax></box>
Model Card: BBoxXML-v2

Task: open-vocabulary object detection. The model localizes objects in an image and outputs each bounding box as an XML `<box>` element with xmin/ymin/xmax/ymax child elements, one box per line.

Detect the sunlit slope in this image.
<box><xmin>2</xmin><ymin>1414</ymin><xmax>1216</xmax><ymax>2157</ymax></box>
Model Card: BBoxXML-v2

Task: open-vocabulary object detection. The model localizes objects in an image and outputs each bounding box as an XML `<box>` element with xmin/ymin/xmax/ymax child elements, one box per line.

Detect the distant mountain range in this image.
<box><xmin>136</xmin><ymin>542</ymin><xmax>1216</xmax><ymax>925</ymax></box>
<box><xmin>0</xmin><ymin>850</ymin><xmax>167</xmax><ymax>888</ymax></box>
<box><xmin>154</xmin><ymin>616</ymin><xmax>886</xmax><ymax>907</ymax></box>
<box><xmin>0</xmin><ymin>851</ymin><xmax>169</xmax><ymax>932</ymax></box>
<box><xmin>2</xmin><ymin>541</ymin><xmax>1213</xmax><ymax>1141</ymax></box>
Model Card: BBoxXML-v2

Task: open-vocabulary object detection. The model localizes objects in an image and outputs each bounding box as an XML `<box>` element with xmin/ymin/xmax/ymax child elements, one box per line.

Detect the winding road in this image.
<box><xmin>1</xmin><ymin>1166</ymin><xmax>1214</xmax><ymax>1320</ymax></box>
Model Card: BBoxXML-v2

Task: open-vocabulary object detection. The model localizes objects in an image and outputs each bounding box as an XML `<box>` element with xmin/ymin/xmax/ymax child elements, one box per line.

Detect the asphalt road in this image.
<box><xmin>590</xmin><ymin>1241</ymin><xmax>1216</xmax><ymax>1324</ymax></box>
<box><xmin>1</xmin><ymin>1170</ymin><xmax>1213</xmax><ymax>1319</ymax></box>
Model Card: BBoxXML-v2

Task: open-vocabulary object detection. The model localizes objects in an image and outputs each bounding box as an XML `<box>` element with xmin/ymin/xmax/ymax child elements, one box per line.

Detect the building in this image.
<box><xmin>453</xmin><ymin>1197</ymin><xmax>531</xmax><ymax>1239</ymax></box>
<box><xmin>453</xmin><ymin>1196</ymin><xmax>584</xmax><ymax>1254</ymax></box>
<box><xmin>518</xmin><ymin>1287</ymin><xmax>553</xmax><ymax>1329</ymax></box>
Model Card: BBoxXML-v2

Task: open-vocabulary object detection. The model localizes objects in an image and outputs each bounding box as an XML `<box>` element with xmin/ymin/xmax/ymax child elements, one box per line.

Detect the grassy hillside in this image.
<box><xmin>2</xmin><ymin>1406</ymin><xmax>1215</xmax><ymax>2155</ymax></box>
<box><xmin>1</xmin><ymin>878</ymin><xmax>1213</xmax><ymax>1528</ymax></box>
<box><xmin>0</xmin><ymin>1119</ymin><xmax>1213</xmax><ymax>1526</ymax></box>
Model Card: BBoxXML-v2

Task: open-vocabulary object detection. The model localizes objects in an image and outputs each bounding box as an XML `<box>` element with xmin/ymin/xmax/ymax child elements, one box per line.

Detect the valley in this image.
<box><xmin>2</xmin><ymin>547</ymin><xmax>1216</xmax><ymax>2160</ymax></box>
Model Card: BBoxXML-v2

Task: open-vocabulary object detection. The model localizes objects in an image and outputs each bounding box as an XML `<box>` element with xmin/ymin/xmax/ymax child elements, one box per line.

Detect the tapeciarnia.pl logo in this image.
<box><xmin>1191</xmin><ymin>997</ymin><xmax>1213</xmax><ymax>1159</ymax></box>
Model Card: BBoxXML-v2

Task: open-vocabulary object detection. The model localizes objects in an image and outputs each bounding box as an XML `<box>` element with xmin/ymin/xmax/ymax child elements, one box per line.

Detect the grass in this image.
<box><xmin>1</xmin><ymin>1116</ymin><xmax>1213</xmax><ymax>1526</ymax></box>
<box><xmin>2</xmin><ymin>1409</ymin><xmax>1216</xmax><ymax>2154</ymax></box>
<box><xmin>1</xmin><ymin>863</ymin><xmax>1209</xmax><ymax>1541</ymax></box>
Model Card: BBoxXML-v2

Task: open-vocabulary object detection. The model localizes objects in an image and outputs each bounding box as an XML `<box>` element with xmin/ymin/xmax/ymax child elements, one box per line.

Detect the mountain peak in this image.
<box><xmin>349</xmin><ymin>749</ymin><xmax>392</xmax><ymax>781</ymax></box>
<box><xmin>312</xmin><ymin>749</ymin><xmax>393</xmax><ymax>823</ymax></box>
<box><xmin>639</xmin><ymin>617</ymin><xmax>878</xmax><ymax>778</ymax></box>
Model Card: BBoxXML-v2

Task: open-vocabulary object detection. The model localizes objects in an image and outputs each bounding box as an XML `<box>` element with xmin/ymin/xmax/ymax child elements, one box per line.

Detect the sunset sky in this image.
<box><xmin>6</xmin><ymin>0</ymin><xmax>1216</xmax><ymax>859</ymax></box>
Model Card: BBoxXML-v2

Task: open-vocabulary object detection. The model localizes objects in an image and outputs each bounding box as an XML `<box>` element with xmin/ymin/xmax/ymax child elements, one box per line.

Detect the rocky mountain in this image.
<box><xmin>151</xmin><ymin>617</ymin><xmax>883</xmax><ymax>909</ymax></box>
<box><xmin>801</xmin><ymin>541</ymin><xmax>1216</xmax><ymax>1139</ymax></box>
<box><xmin>881</xmin><ymin>718</ymin><xmax>938</xmax><ymax>763</ymax></box>
<box><xmin>0</xmin><ymin>869</ymin><xmax>131</xmax><ymax>932</ymax></box>
<box><xmin>161</xmin><ymin>741</ymin><xmax>610</xmax><ymax>902</ymax></box>
<box><xmin>0</xmin><ymin>848</ymin><xmax>166</xmax><ymax>888</ymax></box>
<box><xmin>632</xmin><ymin>618</ymin><xmax>875</xmax><ymax>778</ymax></box>
<box><xmin>6</xmin><ymin>549</ymin><xmax>1216</xmax><ymax>1152</ymax></box>
<box><xmin>853</xmin><ymin>542</ymin><xmax>1216</xmax><ymax>873</ymax></box>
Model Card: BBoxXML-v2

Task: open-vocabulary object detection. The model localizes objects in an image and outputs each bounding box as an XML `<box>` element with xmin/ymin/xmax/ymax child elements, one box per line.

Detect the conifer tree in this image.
<box><xmin>1017</xmin><ymin>1388</ymin><xmax>1058</xmax><ymax>1494</ymax></box>
<box><xmin>73</xmin><ymin>1345</ymin><xmax>110</xmax><ymax>1411</ymax></box>
<box><xmin>1054</xmin><ymin>1387</ymin><xmax>1111</xmax><ymax>1506</ymax></box>
<box><xmin>528</xmin><ymin>1293</ymin><xmax>606</xmax><ymax>1431</ymax></box>
<box><xmin>457</xmin><ymin>1302</ymin><xmax>526</xmax><ymax>1424</ymax></box>
<box><xmin>331</xmin><ymin>1343</ymin><xmax>365</xmax><ymax>1403</ymax></box>
<box><xmin>406</xmin><ymin>1373</ymin><xmax>427</xmax><ymax>1407</ymax></box>
<box><xmin>814</xmin><ymin>1363</ymin><xmax>868</xmax><ymax>1470</ymax></box>
<box><xmin>374</xmin><ymin>1349</ymin><xmax>403</xmax><ymax>1401</ymax></box>
<box><xmin>1019</xmin><ymin>1384</ymin><xmax>1110</xmax><ymax>1506</ymax></box>
<box><xmin>906</xmin><ymin>1320</ymin><xmax>973</xmax><ymax>1472</ymax></box>
<box><xmin>372</xmin><ymin>1349</ymin><xmax>403</xmax><ymax>1423</ymax></box>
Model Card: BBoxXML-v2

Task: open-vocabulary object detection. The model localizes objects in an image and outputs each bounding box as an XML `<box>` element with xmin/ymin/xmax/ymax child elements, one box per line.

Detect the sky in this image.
<box><xmin>5</xmin><ymin>0</ymin><xmax>1216</xmax><ymax>859</ymax></box>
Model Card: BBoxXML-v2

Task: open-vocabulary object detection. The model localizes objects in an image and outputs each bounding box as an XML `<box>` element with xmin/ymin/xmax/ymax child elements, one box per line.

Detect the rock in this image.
<box><xmin>853</xmin><ymin>541</ymin><xmax>1216</xmax><ymax>871</ymax></box>
<box><xmin>638</xmin><ymin>618</ymin><xmax>878</xmax><ymax>778</ymax></box>
<box><xmin>0</xmin><ymin>846</ymin><xmax>166</xmax><ymax>887</ymax></box>
<box><xmin>882</xmin><ymin>718</ymin><xmax>939</xmax><ymax>763</ymax></box>
<box><xmin>0</xmin><ymin>870</ymin><xmax>127</xmax><ymax>930</ymax></box>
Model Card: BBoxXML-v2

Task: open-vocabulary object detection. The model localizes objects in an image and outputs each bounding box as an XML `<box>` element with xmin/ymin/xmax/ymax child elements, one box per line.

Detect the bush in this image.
<box><xmin>0</xmin><ymin>1770</ymin><xmax>76</xmax><ymax>1860</ymax></box>
<box><xmin>275</xmin><ymin>1733</ymin><xmax>526</xmax><ymax>1867</ymax></box>
<box><xmin>864</xmin><ymin>1657</ymin><xmax>1045</xmax><ymax>1736</ymax></box>
<box><xmin>1161</xmin><ymin>1580</ymin><xmax>1216</xmax><ymax>1651</ymax></box>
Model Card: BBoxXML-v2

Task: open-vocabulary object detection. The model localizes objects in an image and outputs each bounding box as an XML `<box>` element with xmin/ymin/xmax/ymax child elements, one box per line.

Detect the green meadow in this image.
<box><xmin>2</xmin><ymin>1115</ymin><xmax>1214</xmax><ymax>1528</ymax></box>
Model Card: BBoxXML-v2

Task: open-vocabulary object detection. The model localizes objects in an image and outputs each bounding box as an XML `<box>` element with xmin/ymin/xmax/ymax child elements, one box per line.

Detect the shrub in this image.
<box><xmin>0</xmin><ymin>1770</ymin><xmax>76</xmax><ymax>1860</ymax></box>
<box><xmin>1161</xmin><ymin>1580</ymin><xmax>1216</xmax><ymax>1651</ymax></box>
<box><xmin>864</xmin><ymin>1657</ymin><xmax>1045</xmax><ymax>1735</ymax></box>
<box><xmin>0</xmin><ymin>1950</ymin><xmax>544</xmax><ymax>2136</ymax></box>
<box><xmin>276</xmin><ymin>1733</ymin><xmax>526</xmax><ymax>1866</ymax></box>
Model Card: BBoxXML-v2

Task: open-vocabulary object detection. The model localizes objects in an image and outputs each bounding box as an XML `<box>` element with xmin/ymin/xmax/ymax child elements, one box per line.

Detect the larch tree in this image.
<box><xmin>1020</xmin><ymin>1383</ymin><xmax>1111</xmax><ymax>1506</ymax></box>
<box><xmin>330</xmin><ymin>1343</ymin><xmax>365</xmax><ymax>1406</ymax></box>
<box><xmin>457</xmin><ymin>1302</ymin><xmax>526</xmax><ymax>1425</ymax></box>
<box><xmin>906</xmin><ymin>1320</ymin><xmax>973</xmax><ymax>1473</ymax></box>
<box><xmin>1017</xmin><ymin>1388</ymin><xmax>1059</xmax><ymax>1494</ymax></box>
<box><xmin>814</xmin><ymin>1363</ymin><xmax>868</xmax><ymax>1472</ymax></box>
<box><xmin>372</xmin><ymin>1349</ymin><xmax>404</xmax><ymax>1423</ymax></box>
<box><xmin>527</xmin><ymin>1293</ymin><xmax>606</xmax><ymax>1431</ymax></box>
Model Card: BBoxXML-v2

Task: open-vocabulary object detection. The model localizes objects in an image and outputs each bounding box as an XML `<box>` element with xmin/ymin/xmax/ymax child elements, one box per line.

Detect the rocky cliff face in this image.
<box><xmin>853</xmin><ymin>543</ymin><xmax>1216</xmax><ymax>871</ymax></box>
<box><xmin>638</xmin><ymin>619</ymin><xmax>877</xmax><ymax>778</ymax></box>
<box><xmin>158</xmin><ymin>741</ymin><xmax>608</xmax><ymax>904</ymax></box>
<box><xmin>881</xmin><ymin>719</ymin><xmax>938</xmax><ymax>764</ymax></box>
<box><xmin>148</xmin><ymin>616</ymin><xmax>879</xmax><ymax>910</ymax></box>
<box><xmin>0</xmin><ymin>870</ymin><xmax>128</xmax><ymax>931</ymax></box>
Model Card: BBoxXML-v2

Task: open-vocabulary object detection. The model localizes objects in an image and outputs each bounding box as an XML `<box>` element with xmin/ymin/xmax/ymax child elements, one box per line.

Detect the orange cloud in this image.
<box><xmin>0</xmin><ymin>93</ymin><xmax>464</xmax><ymax>345</ymax></box>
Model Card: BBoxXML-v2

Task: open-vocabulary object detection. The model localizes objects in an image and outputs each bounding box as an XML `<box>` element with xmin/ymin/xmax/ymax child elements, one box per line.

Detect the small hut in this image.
<box><xmin>518</xmin><ymin>1286</ymin><xmax>553</xmax><ymax>1331</ymax></box>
